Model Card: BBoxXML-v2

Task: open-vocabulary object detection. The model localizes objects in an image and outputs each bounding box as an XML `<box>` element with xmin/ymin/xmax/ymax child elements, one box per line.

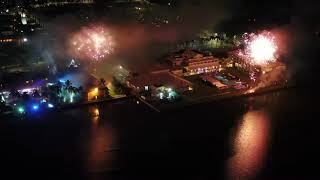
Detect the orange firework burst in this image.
<box><xmin>71</xmin><ymin>25</ymin><xmax>114</xmax><ymax>61</ymax></box>
<box><xmin>243</xmin><ymin>32</ymin><xmax>278</xmax><ymax>65</ymax></box>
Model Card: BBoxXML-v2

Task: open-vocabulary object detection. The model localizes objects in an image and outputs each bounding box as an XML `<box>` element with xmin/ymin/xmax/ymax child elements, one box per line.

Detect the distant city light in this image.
<box><xmin>23</xmin><ymin>38</ymin><xmax>28</xmax><ymax>42</ymax></box>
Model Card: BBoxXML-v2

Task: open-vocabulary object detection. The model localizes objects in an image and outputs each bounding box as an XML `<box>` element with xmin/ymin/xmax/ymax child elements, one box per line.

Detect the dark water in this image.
<box><xmin>0</xmin><ymin>87</ymin><xmax>318</xmax><ymax>179</ymax></box>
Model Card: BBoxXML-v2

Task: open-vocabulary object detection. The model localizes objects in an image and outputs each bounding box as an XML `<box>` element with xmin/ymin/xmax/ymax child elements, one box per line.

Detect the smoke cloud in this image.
<box><xmin>29</xmin><ymin>0</ymin><xmax>233</xmax><ymax>74</ymax></box>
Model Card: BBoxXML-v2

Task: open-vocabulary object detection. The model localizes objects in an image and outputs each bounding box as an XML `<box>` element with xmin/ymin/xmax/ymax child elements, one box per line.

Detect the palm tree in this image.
<box><xmin>98</xmin><ymin>78</ymin><xmax>111</xmax><ymax>98</ymax></box>
<box><xmin>65</xmin><ymin>80</ymin><xmax>72</xmax><ymax>88</ymax></box>
<box><xmin>99</xmin><ymin>78</ymin><xmax>106</xmax><ymax>88</ymax></box>
<box><xmin>47</xmin><ymin>84</ymin><xmax>62</xmax><ymax>103</ymax></box>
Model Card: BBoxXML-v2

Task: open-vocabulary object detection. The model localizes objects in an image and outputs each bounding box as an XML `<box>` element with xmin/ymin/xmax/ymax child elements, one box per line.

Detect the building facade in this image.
<box><xmin>168</xmin><ymin>50</ymin><xmax>221</xmax><ymax>76</ymax></box>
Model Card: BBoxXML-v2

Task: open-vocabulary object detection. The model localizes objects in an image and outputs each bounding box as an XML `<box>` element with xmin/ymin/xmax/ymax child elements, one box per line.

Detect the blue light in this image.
<box><xmin>32</xmin><ymin>105</ymin><xmax>39</xmax><ymax>110</ymax></box>
<box><xmin>59</xmin><ymin>79</ymin><xmax>65</xmax><ymax>83</ymax></box>
<box><xmin>48</xmin><ymin>103</ymin><xmax>54</xmax><ymax>108</ymax></box>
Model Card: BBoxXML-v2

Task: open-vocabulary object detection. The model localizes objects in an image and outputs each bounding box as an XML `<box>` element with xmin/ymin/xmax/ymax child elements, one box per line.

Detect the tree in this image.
<box><xmin>9</xmin><ymin>90</ymin><xmax>21</xmax><ymax>99</ymax></box>
<box><xmin>198</xmin><ymin>30</ymin><xmax>215</xmax><ymax>40</ymax></box>
<box><xmin>112</xmin><ymin>77</ymin><xmax>128</xmax><ymax>95</ymax></box>
<box><xmin>99</xmin><ymin>78</ymin><xmax>106</xmax><ymax>88</ymax></box>
<box><xmin>32</xmin><ymin>89</ymin><xmax>41</xmax><ymax>98</ymax></box>
<box><xmin>65</xmin><ymin>80</ymin><xmax>72</xmax><ymax>88</ymax></box>
<box><xmin>47</xmin><ymin>84</ymin><xmax>62</xmax><ymax>104</ymax></box>
<box><xmin>103</xmin><ymin>86</ymin><xmax>110</xmax><ymax>98</ymax></box>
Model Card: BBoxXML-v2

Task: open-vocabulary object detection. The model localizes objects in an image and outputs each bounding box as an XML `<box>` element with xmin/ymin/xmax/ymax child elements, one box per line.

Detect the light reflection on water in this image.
<box><xmin>87</xmin><ymin>105</ymin><xmax>114</xmax><ymax>173</ymax></box>
<box><xmin>227</xmin><ymin>110</ymin><xmax>271</xmax><ymax>180</ymax></box>
<box><xmin>91</xmin><ymin>106</ymin><xmax>100</xmax><ymax>127</ymax></box>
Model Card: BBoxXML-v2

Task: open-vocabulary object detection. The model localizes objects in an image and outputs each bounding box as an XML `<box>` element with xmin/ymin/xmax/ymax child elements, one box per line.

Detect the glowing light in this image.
<box><xmin>41</xmin><ymin>99</ymin><xmax>47</xmax><ymax>103</ymax></box>
<box><xmin>159</xmin><ymin>92</ymin><xmax>164</xmax><ymax>100</ymax></box>
<box><xmin>242</xmin><ymin>32</ymin><xmax>278</xmax><ymax>65</ymax></box>
<box><xmin>227</xmin><ymin>111</ymin><xmax>270</xmax><ymax>179</ymax></box>
<box><xmin>48</xmin><ymin>103</ymin><xmax>54</xmax><ymax>108</ymax></box>
<box><xmin>18</xmin><ymin>107</ymin><xmax>25</xmax><ymax>113</ymax></box>
<box><xmin>94</xmin><ymin>108</ymin><xmax>99</xmax><ymax>116</ymax></box>
<box><xmin>33</xmin><ymin>105</ymin><xmax>39</xmax><ymax>110</ymax></box>
<box><xmin>70</xmin><ymin>26</ymin><xmax>114</xmax><ymax>61</ymax></box>
<box><xmin>94</xmin><ymin>88</ymin><xmax>99</xmax><ymax>94</ymax></box>
<box><xmin>23</xmin><ymin>38</ymin><xmax>28</xmax><ymax>42</ymax></box>
<box><xmin>88</xmin><ymin>88</ymin><xmax>99</xmax><ymax>101</ymax></box>
<box><xmin>69</xmin><ymin>93</ymin><xmax>75</xmax><ymax>103</ymax></box>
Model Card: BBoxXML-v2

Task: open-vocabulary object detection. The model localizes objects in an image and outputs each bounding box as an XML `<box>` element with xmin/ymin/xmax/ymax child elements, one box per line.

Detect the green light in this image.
<box><xmin>69</xmin><ymin>92</ymin><xmax>75</xmax><ymax>103</ymax></box>
<box><xmin>18</xmin><ymin>107</ymin><xmax>25</xmax><ymax>113</ymax></box>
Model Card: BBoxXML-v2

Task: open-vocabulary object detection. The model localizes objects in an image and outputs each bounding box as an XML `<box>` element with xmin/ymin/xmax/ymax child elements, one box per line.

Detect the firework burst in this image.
<box><xmin>242</xmin><ymin>32</ymin><xmax>278</xmax><ymax>65</ymax></box>
<box><xmin>71</xmin><ymin>26</ymin><xmax>114</xmax><ymax>61</ymax></box>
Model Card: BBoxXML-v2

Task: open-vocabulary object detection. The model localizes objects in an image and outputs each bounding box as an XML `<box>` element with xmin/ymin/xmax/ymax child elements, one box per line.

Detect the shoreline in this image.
<box><xmin>144</xmin><ymin>83</ymin><xmax>297</xmax><ymax>112</ymax></box>
<box><xmin>59</xmin><ymin>95</ymin><xmax>132</xmax><ymax>110</ymax></box>
<box><xmin>59</xmin><ymin>83</ymin><xmax>296</xmax><ymax>112</ymax></box>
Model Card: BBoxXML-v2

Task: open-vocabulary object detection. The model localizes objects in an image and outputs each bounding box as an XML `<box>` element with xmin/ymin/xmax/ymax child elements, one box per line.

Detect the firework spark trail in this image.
<box><xmin>71</xmin><ymin>26</ymin><xmax>114</xmax><ymax>61</ymax></box>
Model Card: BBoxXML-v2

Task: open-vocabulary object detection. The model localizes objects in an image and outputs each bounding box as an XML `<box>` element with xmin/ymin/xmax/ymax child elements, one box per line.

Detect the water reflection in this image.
<box><xmin>91</xmin><ymin>106</ymin><xmax>100</xmax><ymax>127</ymax></box>
<box><xmin>87</xmin><ymin>105</ymin><xmax>114</xmax><ymax>173</ymax></box>
<box><xmin>227</xmin><ymin>111</ymin><xmax>270</xmax><ymax>180</ymax></box>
